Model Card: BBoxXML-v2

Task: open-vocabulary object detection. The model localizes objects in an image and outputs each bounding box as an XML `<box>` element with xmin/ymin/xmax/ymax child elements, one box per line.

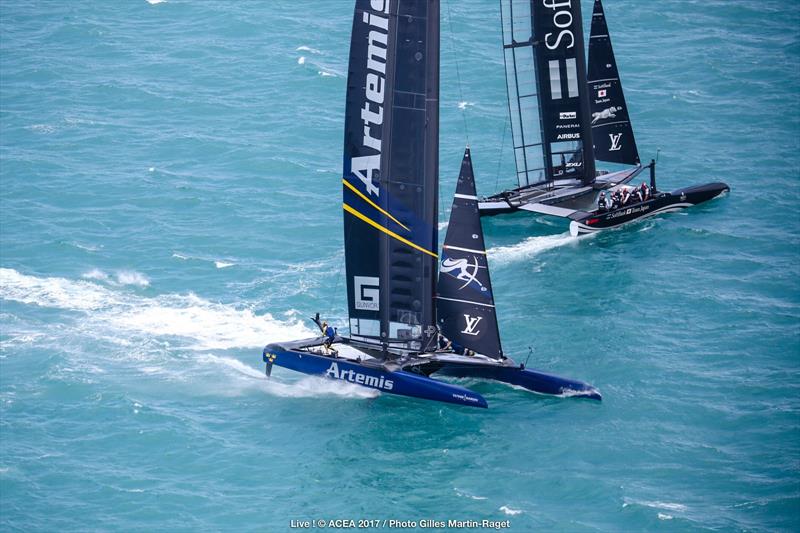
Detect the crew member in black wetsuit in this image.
<box><xmin>598</xmin><ymin>192</ymin><xmax>608</xmax><ymax>212</ymax></box>
<box><xmin>621</xmin><ymin>187</ymin><xmax>631</xmax><ymax>206</ymax></box>
<box><xmin>611</xmin><ymin>190</ymin><xmax>621</xmax><ymax>209</ymax></box>
<box><xmin>437</xmin><ymin>334</ymin><xmax>452</xmax><ymax>352</ymax></box>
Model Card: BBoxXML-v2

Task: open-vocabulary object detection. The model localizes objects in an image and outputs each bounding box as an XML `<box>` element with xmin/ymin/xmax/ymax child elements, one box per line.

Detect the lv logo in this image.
<box><xmin>461</xmin><ymin>314</ymin><xmax>482</xmax><ymax>336</ymax></box>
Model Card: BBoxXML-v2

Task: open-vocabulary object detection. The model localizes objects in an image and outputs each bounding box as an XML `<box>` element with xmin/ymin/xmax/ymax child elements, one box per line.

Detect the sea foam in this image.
<box><xmin>1</xmin><ymin>268</ymin><xmax>311</xmax><ymax>351</ymax></box>
<box><xmin>488</xmin><ymin>232</ymin><xmax>587</xmax><ymax>265</ymax></box>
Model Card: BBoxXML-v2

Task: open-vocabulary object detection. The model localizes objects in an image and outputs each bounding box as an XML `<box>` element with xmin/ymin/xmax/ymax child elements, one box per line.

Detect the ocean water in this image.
<box><xmin>1</xmin><ymin>0</ymin><xmax>798</xmax><ymax>531</ymax></box>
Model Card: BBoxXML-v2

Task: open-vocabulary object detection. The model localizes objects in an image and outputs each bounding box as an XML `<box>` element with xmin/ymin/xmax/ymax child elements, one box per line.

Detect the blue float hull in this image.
<box><xmin>263</xmin><ymin>344</ymin><xmax>488</xmax><ymax>408</ymax></box>
<box><xmin>433</xmin><ymin>363</ymin><xmax>602</xmax><ymax>400</ymax></box>
<box><xmin>263</xmin><ymin>341</ymin><xmax>601</xmax><ymax>408</ymax></box>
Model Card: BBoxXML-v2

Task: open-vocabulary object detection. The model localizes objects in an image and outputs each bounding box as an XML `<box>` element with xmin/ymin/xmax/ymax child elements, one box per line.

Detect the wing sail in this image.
<box><xmin>343</xmin><ymin>0</ymin><xmax>440</xmax><ymax>352</ymax></box>
<box><xmin>501</xmin><ymin>0</ymin><xmax>596</xmax><ymax>188</ymax></box>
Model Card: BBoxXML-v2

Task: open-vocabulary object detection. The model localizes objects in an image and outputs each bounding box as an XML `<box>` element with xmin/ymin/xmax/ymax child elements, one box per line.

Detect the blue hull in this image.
<box><xmin>263</xmin><ymin>344</ymin><xmax>488</xmax><ymax>408</ymax></box>
<box><xmin>263</xmin><ymin>341</ymin><xmax>602</xmax><ymax>407</ymax></box>
<box><xmin>434</xmin><ymin>364</ymin><xmax>602</xmax><ymax>400</ymax></box>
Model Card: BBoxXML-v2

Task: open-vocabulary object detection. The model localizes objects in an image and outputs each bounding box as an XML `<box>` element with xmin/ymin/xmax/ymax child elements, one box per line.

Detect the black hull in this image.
<box><xmin>569</xmin><ymin>182</ymin><xmax>729</xmax><ymax>235</ymax></box>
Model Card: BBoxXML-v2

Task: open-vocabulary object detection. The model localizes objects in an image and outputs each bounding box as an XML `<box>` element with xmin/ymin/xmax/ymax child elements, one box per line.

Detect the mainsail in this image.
<box><xmin>342</xmin><ymin>0</ymin><xmax>440</xmax><ymax>352</ymax></box>
<box><xmin>437</xmin><ymin>149</ymin><xmax>503</xmax><ymax>360</ymax></box>
<box><xmin>587</xmin><ymin>0</ymin><xmax>639</xmax><ymax>165</ymax></box>
<box><xmin>501</xmin><ymin>0</ymin><xmax>595</xmax><ymax>188</ymax></box>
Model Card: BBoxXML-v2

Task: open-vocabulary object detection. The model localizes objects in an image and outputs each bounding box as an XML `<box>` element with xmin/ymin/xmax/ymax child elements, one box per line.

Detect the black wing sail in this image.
<box><xmin>342</xmin><ymin>0</ymin><xmax>440</xmax><ymax>353</ymax></box>
<box><xmin>437</xmin><ymin>149</ymin><xmax>503</xmax><ymax>360</ymax></box>
<box><xmin>587</xmin><ymin>0</ymin><xmax>639</xmax><ymax>165</ymax></box>
<box><xmin>501</xmin><ymin>0</ymin><xmax>595</xmax><ymax>188</ymax></box>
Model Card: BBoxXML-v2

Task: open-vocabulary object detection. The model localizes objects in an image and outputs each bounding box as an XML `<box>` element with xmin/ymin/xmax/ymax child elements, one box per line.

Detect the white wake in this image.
<box><xmin>0</xmin><ymin>268</ymin><xmax>383</xmax><ymax>399</ymax></box>
<box><xmin>1</xmin><ymin>267</ymin><xmax>308</xmax><ymax>351</ymax></box>
<box><xmin>488</xmin><ymin>232</ymin><xmax>590</xmax><ymax>265</ymax></box>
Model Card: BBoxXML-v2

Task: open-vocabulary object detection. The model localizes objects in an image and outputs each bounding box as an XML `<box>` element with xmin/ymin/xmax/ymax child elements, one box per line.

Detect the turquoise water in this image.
<box><xmin>1</xmin><ymin>0</ymin><xmax>799</xmax><ymax>530</ymax></box>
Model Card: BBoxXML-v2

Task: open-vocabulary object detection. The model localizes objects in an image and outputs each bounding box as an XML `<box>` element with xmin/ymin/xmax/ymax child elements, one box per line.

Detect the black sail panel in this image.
<box><xmin>587</xmin><ymin>0</ymin><xmax>639</xmax><ymax>165</ymax></box>
<box><xmin>436</xmin><ymin>149</ymin><xmax>503</xmax><ymax>360</ymax></box>
<box><xmin>381</xmin><ymin>0</ymin><xmax>440</xmax><ymax>352</ymax></box>
<box><xmin>501</xmin><ymin>0</ymin><xmax>595</xmax><ymax>187</ymax></box>
<box><xmin>342</xmin><ymin>0</ymin><xmax>440</xmax><ymax>353</ymax></box>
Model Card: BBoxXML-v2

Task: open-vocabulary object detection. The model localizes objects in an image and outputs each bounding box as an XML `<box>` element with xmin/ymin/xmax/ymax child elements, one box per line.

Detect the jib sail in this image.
<box><xmin>436</xmin><ymin>149</ymin><xmax>503</xmax><ymax>360</ymax></box>
<box><xmin>587</xmin><ymin>0</ymin><xmax>639</xmax><ymax>165</ymax></box>
<box><xmin>342</xmin><ymin>0</ymin><xmax>440</xmax><ymax>353</ymax></box>
<box><xmin>501</xmin><ymin>0</ymin><xmax>595</xmax><ymax>188</ymax></box>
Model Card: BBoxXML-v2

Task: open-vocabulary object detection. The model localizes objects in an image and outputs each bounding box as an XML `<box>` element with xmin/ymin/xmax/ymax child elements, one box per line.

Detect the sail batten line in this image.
<box><xmin>591</xmin><ymin>120</ymin><xmax>628</xmax><ymax>128</ymax></box>
<box><xmin>342</xmin><ymin>179</ymin><xmax>410</xmax><ymax>231</ymax></box>
<box><xmin>436</xmin><ymin>296</ymin><xmax>495</xmax><ymax>308</ymax></box>
<box><xmin>443</xmin><ymin>244</ymin><xmax>486</xmax><ymax>255</ymax></box>
<box><xmin>453</xmin><ymin>193</ymin><xmax>477</xmax><ymax>200</ymax></box>
<box><xmin>343</xmin><ymin>203</ymin><xmax>438</xmax><ymax>259</ymax></box>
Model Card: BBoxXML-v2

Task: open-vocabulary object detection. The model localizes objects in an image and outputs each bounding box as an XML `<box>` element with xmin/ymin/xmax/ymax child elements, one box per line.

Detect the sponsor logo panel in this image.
<box><xmin>354</xmin><ymin>276</ymin><xmax>379</xmax><ymax>310</ymax></box>
<box><xmin>609</xmin><ymin>133</ymin><xmax>623</xmax><ymax>151</ymax></box>
<box><xmin>461</xmin><ymin>314</ymin><xmax>483</xmax><ymax>336</ymax></box>
<box><xmin>441</xmin><ymin>257</ymin><xmax>486</xmax><ymax>291</ymax></box>
<box><xmin>326</xmin><ymin>362</ymin><xmax>394</xmax><ymax>391</ymax></box>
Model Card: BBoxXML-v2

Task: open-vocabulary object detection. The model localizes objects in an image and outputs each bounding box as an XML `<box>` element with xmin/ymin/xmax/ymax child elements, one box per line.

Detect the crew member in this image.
<box><xmin>640</xmin><ymin>182</ymin><xmax>650</xmax><ymax>201</ymax></box>
<box><xmin>322</xmin><ymin>321</ymin><xmax>336</xmax><ymax>354</ymax></box>
<box><xmin>621</xmin><ymin>187</ymin><xmax>631</xmax><ymax>206</ymax></box>
<box><xmin>437</xmin><ymin>334</ymin><xmax>452</xmax><ymax>351</ymax></box>
<box><xmin>611</xmin><ymin>190</ymin><xmax>621</xmax><ymax>209</ymax></box>
<box><xmin>598</xmin><ymin>192</ymin><xmax>608</xmax><ymax>212</ymax></box>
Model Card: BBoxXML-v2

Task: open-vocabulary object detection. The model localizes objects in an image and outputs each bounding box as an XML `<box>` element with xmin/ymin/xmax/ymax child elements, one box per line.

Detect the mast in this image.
<box><xmin>437</xmin><ymin>149</ymin><xmax>503</xmax><ymax>360</ymax></box>
<box><xmin>342</xmin><ymin>0</ymin><xmax>440</xmax><ymax>355</ymax></box>
<box><xmin>500</xmin><ymin>0</ymin><xmax>596</xmax><ymax>188</ymax></box>
<box><xmin>587</xmin><ymin>0</ymin><xmax>639</xmax><ymax>165</ymax></box>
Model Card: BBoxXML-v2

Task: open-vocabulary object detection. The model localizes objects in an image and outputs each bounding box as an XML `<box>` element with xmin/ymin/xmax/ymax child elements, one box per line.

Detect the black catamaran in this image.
<box><xmin>262</xmin><ymin>0</ymin><xmax>600</xmax><ymax>408</ymax></box>
<box><xmin>478</xmin><ymin>0</ymin><xmax>728</xmax><ymax>233</ymax></box>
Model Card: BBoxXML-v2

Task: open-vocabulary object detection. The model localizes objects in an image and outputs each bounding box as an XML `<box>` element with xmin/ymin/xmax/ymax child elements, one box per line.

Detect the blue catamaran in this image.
<box><xmin>262</xmin><ymin>0</ymin><xmax>599</xmax><ymax>408</ymax></box>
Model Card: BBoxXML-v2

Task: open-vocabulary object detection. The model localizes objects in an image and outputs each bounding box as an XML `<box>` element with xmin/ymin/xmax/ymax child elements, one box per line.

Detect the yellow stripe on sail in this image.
<box><xmin>342</xmin><ymin>179</ymin><xmax>410</xmax><ymax>232</ymax></box>
<box><xmin>343</xmin><ymin>203</ymin><xmax>438</xmax><ymax>259</ymax></box>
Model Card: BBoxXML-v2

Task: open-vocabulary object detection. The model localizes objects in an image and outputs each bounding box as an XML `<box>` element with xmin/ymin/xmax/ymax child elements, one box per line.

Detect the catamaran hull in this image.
<box><xmin>569</xmin><ymin>182</ymin><xmax>729</xmax><ymax>236</ymax></box>
<box><xmin>263</xmin><ymin>344</ymin><xmax>489</xmax><ymax>408</ymax></box>
<box><xmin>433</xmin><ymin>363</ymin><xmax>601</xmax><ymax>400</ymax></box>
<box><xmin>478</xmin><ymin>169</ymin><xmax>643</xmax><ymax>217</ymax></box>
